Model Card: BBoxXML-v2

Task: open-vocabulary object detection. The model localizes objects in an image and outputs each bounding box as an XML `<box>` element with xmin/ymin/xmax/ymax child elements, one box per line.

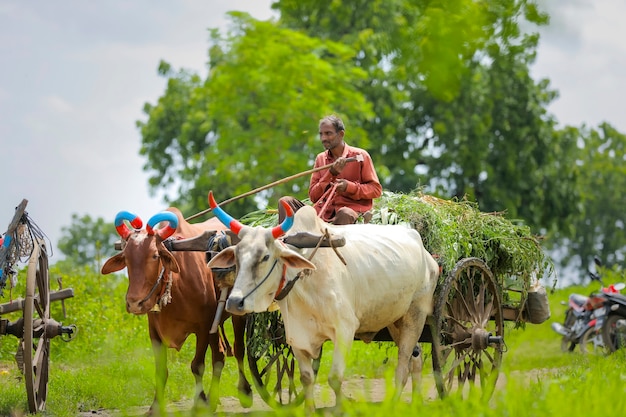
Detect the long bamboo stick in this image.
<box><xmin>185</xmin><ymin>156</ymin><xmax>360</xmax><ymax>221</ymax></box>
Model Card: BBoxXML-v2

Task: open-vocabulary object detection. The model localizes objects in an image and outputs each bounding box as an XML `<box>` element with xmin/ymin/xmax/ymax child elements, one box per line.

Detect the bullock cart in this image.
<box><xmin>165</xmin><ymin>190</ymin><xmax>552</xmax><ymax>407</ymax></box>
<box><xmin>0</xmin><ymin>199</ymin><xmax>76</xmax><ymax>413</ymax></box>
<box><xmin>207</xmin><ymin>190</ymin><xmax>553</xmax><ymax>407</ymax></box>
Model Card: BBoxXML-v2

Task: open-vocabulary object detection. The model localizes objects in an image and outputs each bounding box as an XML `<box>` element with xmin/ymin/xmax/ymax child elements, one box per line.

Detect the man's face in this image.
<box><xmin>319</xmin><ymin>121</ymin><xmax>343</xmax><ymax>151</ymax></box>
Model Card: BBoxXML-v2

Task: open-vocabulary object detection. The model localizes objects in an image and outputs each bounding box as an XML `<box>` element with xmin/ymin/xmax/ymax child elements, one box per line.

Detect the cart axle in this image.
<box><xmin>471</xmin><ymin>328</ymin><xmax>505</xmax><ymax>351</ymax></box>
<box><xmin>0</xmin><ymin>317</ymin><xmax>76</xmax><ymax>340</ymax></box>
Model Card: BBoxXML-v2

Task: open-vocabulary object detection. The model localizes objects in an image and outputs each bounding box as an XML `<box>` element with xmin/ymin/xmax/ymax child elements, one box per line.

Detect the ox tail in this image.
<box><xmin>219</xmin><ymin>323</ymin><xmax>234</xmax><ymax>357</ymax></box>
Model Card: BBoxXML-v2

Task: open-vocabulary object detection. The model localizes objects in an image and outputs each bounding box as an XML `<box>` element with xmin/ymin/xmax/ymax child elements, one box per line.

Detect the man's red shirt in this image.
<box><xmin>309</xmin><ymin>144</ymin><xmax>382</xmax><ymax>222</ymax></box>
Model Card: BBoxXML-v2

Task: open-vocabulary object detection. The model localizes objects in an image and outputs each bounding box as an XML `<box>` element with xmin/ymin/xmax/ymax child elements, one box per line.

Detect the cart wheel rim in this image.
<box><xmin>23</xmin><ymin>239</ymin><xmax>50</xmax><ymax>413</ymax></box>
<box><xmin>431</xmin><ymin>257</ymin><xmax>504</xmax><ymax>400</ymax></box>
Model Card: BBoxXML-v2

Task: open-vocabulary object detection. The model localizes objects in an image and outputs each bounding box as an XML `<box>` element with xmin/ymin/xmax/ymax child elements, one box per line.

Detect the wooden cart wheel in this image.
<box><xmin>245</xmin><ymin>311</ymin><xmax>305</xmax><ymax>408</ymax></box>
<box><xmin>22</xmin><ymin>238</ymin><xmax>51</xmax><ymax>413</ymax></box>
<box><xmin>430</xmin><ymin>257</ymin><xmax>504</xmax><ymax>400</ymax></box>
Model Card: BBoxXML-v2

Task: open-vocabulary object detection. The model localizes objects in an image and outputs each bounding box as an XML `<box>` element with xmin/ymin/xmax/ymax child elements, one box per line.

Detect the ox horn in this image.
<box><xmin>272</xmin><ymin>200</ymin><xmax>294</xmax><ymax>238</ymax></box>
<box><xmin>208</xmin><ymin>191</ymin><xmax>244</xmax><ymax>235</ymax></box>
<box><xmin>114</xmin><ymin>211</ymin><xmax>143</xmax><ymax>240</ymax></box>
<box><xmin>146</xmin><ymin>212</ymin><xmax>178</xmax><ymax>239</ymax></box>
<box><xmin>208</xmin><ymin>191</ymin><xmax>294</xmax><ymax>238</ymax></box>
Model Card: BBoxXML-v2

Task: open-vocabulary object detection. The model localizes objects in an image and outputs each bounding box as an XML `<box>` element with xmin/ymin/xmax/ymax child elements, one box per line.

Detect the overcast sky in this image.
<box><xmin>1</xmin><ymin>0</ymin><xmax>624</xmax><ymax>263</ymax></box>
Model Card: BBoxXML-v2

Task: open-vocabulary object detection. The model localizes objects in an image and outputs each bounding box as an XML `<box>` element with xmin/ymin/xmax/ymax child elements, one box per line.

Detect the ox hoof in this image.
<box><xmin>146</xmin><ymin>405</ymin><xmax>165</xmax><ymax>417</ymax></box>
<box><xmin>193</xmin><ymin>399</ymin><xmax>218</xmax><ymax>414</ymax></box>
<box><xmin>194</xmin><ymin>392</ymin><xmax>219</xmax><ymax>413</ymax></box>
<box><xmin>238</xmin><ymin>391</ymin><xmax>253</xmax><ymax>408</ymax></box>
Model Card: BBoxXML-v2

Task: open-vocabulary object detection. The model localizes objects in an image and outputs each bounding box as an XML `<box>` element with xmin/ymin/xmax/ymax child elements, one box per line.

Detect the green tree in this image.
<box><xmin>563</xmin><ymin>123</ymin><xmax>626</xmax><ymax>272</ymax></box>
<box><xmin>136</xmin><ymin>2</ymin><xmax>625</xmax><ymax>280</ymax></box>
<box><xmin>138</xmin><ymin>12</ymin><xmax>373</xmax><ymax>216</ymax></box>
<box><xmin>274</xmin><ymin>0</ymin><xmax>501</xmax><ymax>187</ymax></box>
<box><xmin>273</xmin><ymin>0</ymin><xmax>581</xmax><ymax>235</ymax></box>
<box><xmin>416</xmin><ymin>38</ymin><xmax>581</xmax><ymax>233</ymax></box>
<box><xmin>57</xmin><ymin>214</ymin><xmax>117</xmax><ymax>270</ymax></box>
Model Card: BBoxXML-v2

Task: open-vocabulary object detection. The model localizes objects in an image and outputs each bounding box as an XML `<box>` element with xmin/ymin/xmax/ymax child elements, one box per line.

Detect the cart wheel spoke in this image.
<box><xmin>480</xmin><ymin>299</ymin><xmax>494</xmax><ymax>328</ymax></box>
<box><xmin>432</xmin><ymin>258</ymin><xmax>504</xmax><ymax>400</ymax></box>
<box><xmin>246</xmin><ymin>311</ymin><xmax>304</xmax><ymax>408</ymax></box>
<box><xmin>258</xmin><ymin>352</ymin><xmax>280</xmax><ymax>380</ymax></box>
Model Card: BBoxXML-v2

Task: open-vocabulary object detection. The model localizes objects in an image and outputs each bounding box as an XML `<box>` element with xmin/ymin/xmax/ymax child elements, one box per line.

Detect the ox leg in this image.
<box><xmin>328</xmin><ymin>335</ymin><xmax>353</xmax><ymax>411</ymax></box>
<box><xmin>387</xmin><ymin>318</ymin><xmax>425</xmax><ymax>403</ymax></box>
<box><xmin>410</xmin><ymin>343</ymin><xmax>424</xmax><ymax>402</ymax></box>
<box><xmin>191</xmin><ymin>331</ymin><xmax>221</xmax><ymax>412</ymax></box>
<box><xmin>149</xmin><ymin>339</ymin><xmax>168</xmax><ymax>416</ymax></box>
<box><xmin>232</xmin><ymin>315</ymin><xmax>253</xmax><ymax>407</ymax></box>
<box><xmin>206</xmin><ymin>332</ymin><xmax>226</xmax><ymax>412</ymax></box>
<box><xmin>191</xmin><ymin>336</ymin><xmax>207</xmax><ymax>407</ymax></box>
<box><xmin>292</xmin><ymin>348</ymin><xmax>317</xmax><ymax>413</ymax></box>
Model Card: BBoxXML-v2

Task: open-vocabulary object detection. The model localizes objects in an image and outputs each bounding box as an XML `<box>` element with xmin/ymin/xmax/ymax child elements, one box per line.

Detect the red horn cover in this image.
<box><xmin>114</xmin><ymin>211</ymin><xmax>143</xmax><ymax>240</ymax></box>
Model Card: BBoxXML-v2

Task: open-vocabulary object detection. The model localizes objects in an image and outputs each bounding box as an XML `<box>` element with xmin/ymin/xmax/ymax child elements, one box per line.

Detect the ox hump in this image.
<box><xmin>292</xmin><ymin>205</ymin><xmax>324</xmax><ymax>231</ymax></box>
<box><xmin>165</xmin><ymin>207</ymin><xmax>194</xmax><ymax>236</ymax></box>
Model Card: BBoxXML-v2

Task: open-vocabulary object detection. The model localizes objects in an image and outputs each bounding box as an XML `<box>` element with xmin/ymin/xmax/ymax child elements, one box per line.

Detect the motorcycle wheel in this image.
<box><xmin>560</xmin><ymin>336</ymin><xmax>576</xmax><ymax>352</ymax></box>
<box><xmin>563</xmin><ymin>309</ymin><xmax>576</xmax><ymax>328</ymax></box>
<box><xmin>560</xmin><ymin>310</ymin><xmax>577</xmax><ymax>352</ymax></box>
<box><xmin>579</xmin><ymin>327</ymin><xmax>608</xmax><ymax>355</ymax></box>
<box><xmin>602</xmin><ymin>314</ymin><xmax>626</xmax><ymax>353</ymax></box>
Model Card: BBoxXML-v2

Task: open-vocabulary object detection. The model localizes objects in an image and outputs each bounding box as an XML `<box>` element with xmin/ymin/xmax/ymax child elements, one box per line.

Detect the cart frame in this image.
<box><xmin>163</xmin><ymin>225</ymin><xmax>543</xmax><ymax>407</ymax></box>
<box><xmin>0</xmin><ymin>199</ymin><xmax>76</xmax><ymax>413</ymax></box>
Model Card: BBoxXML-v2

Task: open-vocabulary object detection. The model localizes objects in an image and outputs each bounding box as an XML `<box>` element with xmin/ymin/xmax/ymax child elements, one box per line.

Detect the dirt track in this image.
<box><xmin>79</xmin><ymin>369</ymin><xmax>556</xmax><ymax>416</ymax></box>
<box><xmin>78</xmin><ymin>375</ymin><xmax>434</xmax><ymax>416</ymax></box>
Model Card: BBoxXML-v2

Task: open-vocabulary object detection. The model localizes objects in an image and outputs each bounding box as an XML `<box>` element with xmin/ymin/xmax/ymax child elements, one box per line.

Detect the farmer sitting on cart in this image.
<box><xmin>279</xmin><ymin>114</ymin><xmax>382</xmax><ymax>224</ymax></box>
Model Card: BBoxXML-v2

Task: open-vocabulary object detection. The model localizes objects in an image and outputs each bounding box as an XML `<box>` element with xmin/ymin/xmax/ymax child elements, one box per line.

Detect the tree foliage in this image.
<box><xmin>57</xmin><ymin>214</ymin><xmax>118</xmax><ymax>270</ymax></box>
<box><xmin>272</xmin><ymin>0</ymin><xmax>608</xmax><ymax>279</ymax></box>
<box><xmin>274</xmin><ymin>0</ymin><xmax>577</xmax><ymax>231</ymax></box>
<box><xmin>564</xmin><ymin>123</ymin><xmax>626</xmax><ymax>269</ymax></box>
<box><xmin>134</xmin><ymin>1</ymin><xmax>625</xmax><ymax>281</ymax></box>
<box><xmin>138</xmin><ymin>12</ymin><xmax>373</xmax><ymax>216</ymax></box>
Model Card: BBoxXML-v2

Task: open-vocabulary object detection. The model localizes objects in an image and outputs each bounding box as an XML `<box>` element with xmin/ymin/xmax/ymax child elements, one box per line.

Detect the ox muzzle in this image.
<box><xmin>126</xmin><ymin>298</ymin><xmax>151</xmax><ymax>315</ymax></box>
<box><xmin>225</xmin><ymin>295</ymin><xmax>246</xmax><ymax>315</ymax></box>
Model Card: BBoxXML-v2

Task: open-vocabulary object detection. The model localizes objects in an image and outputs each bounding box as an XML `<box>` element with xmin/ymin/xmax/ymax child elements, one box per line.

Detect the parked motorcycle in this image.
<box><xmin>598</xmin><ymin>287</ymin><xmax>626</xmax><ymax>353</ymax></box>
<box><xmin>552</xmin><ymin>257</ymin><xmax>626</xmax><ymax>354</ymax></box>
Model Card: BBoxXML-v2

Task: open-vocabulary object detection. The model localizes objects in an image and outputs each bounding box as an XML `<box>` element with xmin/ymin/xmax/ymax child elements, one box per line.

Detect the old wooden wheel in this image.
<box><xmin>430</xmin><ymin>257</ymin><xmax>504</xmax><ymax>399</ymax></box>
<box><xmin>245</xmin><ymin>311</ymin><xmax>305</xmax><ymax>408</ymax></box>
<box><xmin>22</xmin><ymin>238</ymin><xmax>51</xmax><ymax>413</ymax></box>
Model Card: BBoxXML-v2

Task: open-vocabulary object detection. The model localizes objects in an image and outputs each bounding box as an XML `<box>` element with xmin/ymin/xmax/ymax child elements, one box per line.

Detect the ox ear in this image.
<box><xmin>277</xmin><ymin>246</ymin><xmax>317</xmax><ymax>271</ymax></box>
<box><xmin>207</xmin><ymin>246</ymin><xmax>236</xmax><ymax>269</ymax></box>
<box><xmin>158</xmin><ymin>245</ymin><xmax>180</xmax><ymax>273</ymax></box>
<box><xmin>101</xmin><ymin>252</ymin><xmax>127</xmax><ymax>275</ymax></box>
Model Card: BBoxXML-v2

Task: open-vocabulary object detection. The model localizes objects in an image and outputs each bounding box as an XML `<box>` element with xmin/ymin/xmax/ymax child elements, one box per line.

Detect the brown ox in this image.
<box><xmin>101</xmin><ymin>208</ymin><xmax>251</xmax><ymax>413</ymax></box>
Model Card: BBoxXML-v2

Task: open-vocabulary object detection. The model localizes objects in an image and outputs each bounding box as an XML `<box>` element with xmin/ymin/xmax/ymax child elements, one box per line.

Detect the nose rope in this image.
<box><xmin>239</xmin><ymin>260</ymin><xmax>279</xmax><ymax>304</ymax></box>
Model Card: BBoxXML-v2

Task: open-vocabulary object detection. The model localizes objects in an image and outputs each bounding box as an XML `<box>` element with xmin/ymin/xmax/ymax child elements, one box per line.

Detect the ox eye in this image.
<box><xmin>261</xmin><ymin>254</ymin><xmax>270</xmax><ymax>262</ymax></box>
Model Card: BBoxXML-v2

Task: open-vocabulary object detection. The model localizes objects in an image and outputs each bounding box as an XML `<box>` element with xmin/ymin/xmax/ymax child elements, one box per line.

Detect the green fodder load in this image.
<box><xmin>372</xmin><ymin>191</ymin><xmax>553</xmax><ymax>286</ymax></box>
<box><xmin>372</xmin><ymin>191</ymin><xmax>555</xmax><ymax>316</ymax></box>
<box><xmin>240</xmin><ymin>190</ymin><xmax>554</xmax><ymax>303</ymax></box>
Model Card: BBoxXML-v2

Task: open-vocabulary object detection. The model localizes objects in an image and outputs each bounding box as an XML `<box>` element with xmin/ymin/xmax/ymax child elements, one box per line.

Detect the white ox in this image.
<box><xmin>206</xmin><ymin>192</ymin><xmax>439</xmax><ymax>410</ymax></box>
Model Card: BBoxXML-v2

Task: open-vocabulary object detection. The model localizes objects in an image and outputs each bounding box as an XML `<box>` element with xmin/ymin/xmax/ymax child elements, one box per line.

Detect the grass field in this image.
<box><xmin>2</xmin><ymin>265</ymin><xmax>626</xmax><ymax>416</ymax></box>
